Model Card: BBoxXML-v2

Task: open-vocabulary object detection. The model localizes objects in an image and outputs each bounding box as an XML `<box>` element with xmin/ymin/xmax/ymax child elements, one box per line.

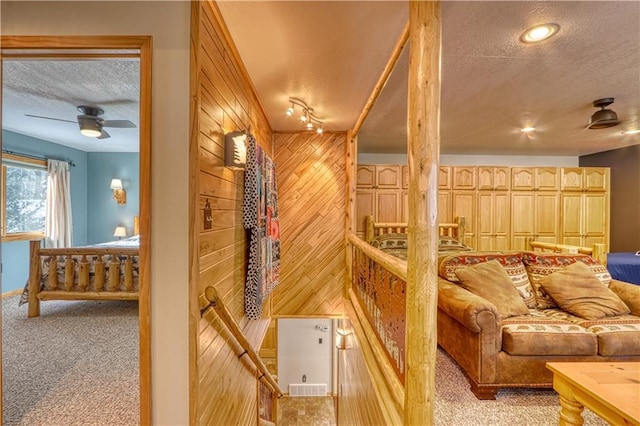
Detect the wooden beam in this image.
<box><xmin>351</xmin><ymin>21</ymin><xmax>409</xmax><ymax>135</ymax></box>
<box><xmin>345</xmin><ymin>130</ymin><xmax>358</xmax><ymax>298</ymax></box>
<box><xmin>405</xmin><ymin>2</ymin><xmax>441</xmax><ymax>425</ymax></box>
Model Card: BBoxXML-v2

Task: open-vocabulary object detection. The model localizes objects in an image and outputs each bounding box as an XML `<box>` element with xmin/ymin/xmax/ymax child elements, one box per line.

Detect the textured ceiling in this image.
<box><xmin>2</xmin><ymin>59</ymin><xmax>139</xmax><ymax>152</ymax></box>
<box><xmin>220</xmin><ymin>0</ymin><xmax>640</xmax><ymax>157</ymax></box>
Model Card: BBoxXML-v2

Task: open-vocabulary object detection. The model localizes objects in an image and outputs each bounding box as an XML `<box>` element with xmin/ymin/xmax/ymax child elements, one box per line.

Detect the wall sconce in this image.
<box><xmin>113</xmin><ymin>226</ymin><xmax>127</xmax><ymax>239</ymax></box>
<box><xmin>285</xmin><ymin>97</ymin><xmax>325</xmax><ymax>134</ymax></box>
<box><xmin>224</xmin><ymin>131</ymin><xmax>247</xmax><ymax>170</ymax></box>
<box><xmin>335</xmin><ymin>327</ymin><xmax>354</xmax><ymax>350</ymax></box>
<box><xmin>110</xmin><ymin>178</ymin><xmax>127</xmax><ymax>205</ymax></box>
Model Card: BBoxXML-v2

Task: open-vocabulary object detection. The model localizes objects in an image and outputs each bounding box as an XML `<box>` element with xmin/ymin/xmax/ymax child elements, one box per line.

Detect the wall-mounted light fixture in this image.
<box><xmin>113</xmin><ymin>226</ymin><xmax>127</xmax><ymax>239</ymax></box>
<box><xmin>110</xmin><ymin>178</ymin><xmax>127</xmax><ymax>205</ymax></box>
<box><xmin>286</xmin><ymin>97</ymin><xmax>325</xmax><ymax>134</ymax></box>
<box><xmin>224</xmin><ymin>131</ymin><xmax>247</xmax><ymax>170</ymax></box>
<box><xmin>335</xmin><ymin>327</ymin><xmax>354</xmax><ymax>350</ymax></box>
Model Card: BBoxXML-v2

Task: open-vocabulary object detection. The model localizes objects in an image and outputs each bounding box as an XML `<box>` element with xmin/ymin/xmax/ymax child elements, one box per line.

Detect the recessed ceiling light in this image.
<box><xmin>520</xmin><ymin>24</ymin><xmax>560</xmax><ymax>43</ymax></box>
<box><xmin>622</xmin><ymin>129</ymin><xmax>640</xmax><ymax>135</ymax></box>
<box><xmin>521</xmin><ymin>127</ymin><xmax>536</xmax><ymax>133</ymax></box>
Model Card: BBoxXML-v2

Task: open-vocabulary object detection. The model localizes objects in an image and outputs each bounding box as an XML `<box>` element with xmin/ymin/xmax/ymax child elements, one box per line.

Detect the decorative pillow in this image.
<box><xmin>439</xmin><ymin>252</ymin><xmax>536</xmax><ymax>308</ymax></box>
<box><xmin>438</xmin><ymin>236</ymin><xmax>473</xmax><ymax>253</ymax></box>
<box><xmin>521</xmin><ymin>251</ymin><xmax>612</xmax><ymax>309</ymax></box>
<box><xmin>538</xmin><ymin>261</ymin><xmax>630</xmax><ymax>320</ymax></box>
<box><xmin>370</xmin><ymin>233</ymin><xmax>407</xmax><ymax>250</ymax></box>
<box><xmin>454</xmin><ymin>260</ymin><xmax>531</xmax><ymax>318</ymax></box>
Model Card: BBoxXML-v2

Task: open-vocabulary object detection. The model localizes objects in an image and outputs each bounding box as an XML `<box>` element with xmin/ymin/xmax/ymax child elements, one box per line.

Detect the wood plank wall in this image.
<box><xmin>271</xmin><ymin>132</ymin><xmax>347</xmax><ymax>316</ymax></box>
<box><xmin>191</xmin><ymin>1</ymin><xmax>273</xmax><ymax>424</ymax></box>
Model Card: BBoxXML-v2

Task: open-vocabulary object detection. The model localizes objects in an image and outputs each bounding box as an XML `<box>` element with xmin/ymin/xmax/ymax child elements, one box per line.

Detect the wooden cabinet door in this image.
<box><xmin>583</xmin><ymin>193</ymin><xmax>607</xmax><ymax>244</ymax></box>
<box><xmin>561</xmin><ymin>168</ymin><xmax>583</xmax><ymax>191</ymax></box>
<box><xmin>402</xmin><ymin>165</ymin><xmax>409</xmax><ymax>189</ymax></box>
<box><xmin>376</xmin><ymin>165</ymin><xmax>401</xmax><ymax>189</ymax></box>
<box><xmin>375</xmin><ymin>190</ymin><xmax>402</xmax><ymax>223</ymax></box>
<box><xmin>356</xmin><ymin>189</ymin><xmax>375</xmax><ymax>236</ymax></box>
<box><xmin>452</xmin><ymin>191</ymin><xmax>476</xmax><ymax>247</ymax></box>
<box><xmin>561</xmin><ymin>193</ymin><xmax>583</xmax><ymax>245</ymax></box>
<box><xmin>438</xmin><ymin>190</ymin><xmax>452</xmax><ymax>224</ymax></box>
<box><xmin>357</xmin><ymin>165</ymin><xmax>375</xmax><ymax>188</ymax></box>
<box><xmin>511</xmin><ymin>168</ymin><xmax>534</xmax><ymax>191</ymax></box>
<box><xmin>478</xmin><ymin>167</ymin><xmax>494</xmax><ymax>190</ymax></box>
<box><xmin>478</xmin><ymin>192</ymin><xmax>510</xmax><ymax>251</ymax></box>
<box><xmin>511</xmin><ymin>192</ymin><xmax>535</xmax><ymax>249</ymax></box>
<box><xmin>536</xmin><ymin>168</ymin><xmax>559</xmax><ymax>191</ymax></box>
<box><xmin>401</xmin><ymin>190</ymin><xmax>409</xmax><ymax>223</ymax></box>
<box><xmin>439</xmin><ymin>166</ymin><xmax>452</xmax><ymax>190</ymax></box>
<box><xmin>535</xmin><ymin>192</ymin><xmax>559</xmax><ymax>242</ymax></box>
<box><xmin>452</xmin><ymin>166</ymin><xmax>476</xmax><ymax>190</ymax></box>
<box><xmin>584</xmin><ymin>168</ymin><xmax>608</xmax><ymax>192</ymax></box>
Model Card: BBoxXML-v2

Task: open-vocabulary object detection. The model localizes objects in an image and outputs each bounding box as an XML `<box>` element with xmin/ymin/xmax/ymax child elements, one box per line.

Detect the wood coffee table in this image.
<box><xmin>547</xmin><ymin>362</ymin><xmax>640</xmax><ymax>426</ymax></box>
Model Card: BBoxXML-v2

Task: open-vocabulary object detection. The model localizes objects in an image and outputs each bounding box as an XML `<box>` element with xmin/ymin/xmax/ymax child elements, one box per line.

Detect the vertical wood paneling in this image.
<box><xmin>271</xmin><ymin>132</ymin><xmax>347</xmax><ymax>317</ymax></box>
<box><xmin>191</xmin><ymin>1</ymin><xmax>273</xmax><ymax>424</ymax></box>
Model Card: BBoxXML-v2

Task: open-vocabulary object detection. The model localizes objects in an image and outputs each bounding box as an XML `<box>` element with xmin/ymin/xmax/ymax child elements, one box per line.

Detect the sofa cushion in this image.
<box><xmin>521</xmin><ymin>252</ymin><xmax>612</xmax><ymax>310</ymax></box>
<box><xmin>454</xmin><ymin>260</ymin><xmax>531</xmax><ymax>319</ymax></box>
<box><xmin>439</xmin><ymin>252</ymin><xmax>536</xmax><ymax>308</ymax></box>
<box><xmin>501</xmin><ymin>319</ymin><xmax>597</xmax><ymax>356</ymax></box>
<box><xmin>539</xmin><ymin>261</ymin><xmax>630</xmax><ymax>320</ymax></box>
<box><xmin>583</xmin><ymin>318</ymin><xmax>640</xmax><ymax>356</ymax></box>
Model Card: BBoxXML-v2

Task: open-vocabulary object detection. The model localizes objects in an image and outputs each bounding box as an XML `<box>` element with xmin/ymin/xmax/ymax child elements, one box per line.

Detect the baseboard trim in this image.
<box><xmin>2</xmin><ymin>289</ymin><xmax>23</xmax><ymax>299</ymax></box>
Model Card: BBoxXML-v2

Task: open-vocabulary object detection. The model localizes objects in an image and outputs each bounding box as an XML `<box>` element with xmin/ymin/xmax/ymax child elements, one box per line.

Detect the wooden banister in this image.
<box><xmin>348</xmin><ymin>234</ymin><xmax>408</xmax><ymax>281</ymax></box>
<box><xmin>202</xmin><ymin>286</ymin><xmax>284</xmax><ymax>398</ymax></box>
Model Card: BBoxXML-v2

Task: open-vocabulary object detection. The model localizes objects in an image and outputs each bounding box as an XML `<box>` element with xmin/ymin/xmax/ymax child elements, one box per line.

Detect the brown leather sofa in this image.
<box><xmin>436</xmin><ymin>251</ymin><xmax>640</xmax><ymax>399</ymax></box>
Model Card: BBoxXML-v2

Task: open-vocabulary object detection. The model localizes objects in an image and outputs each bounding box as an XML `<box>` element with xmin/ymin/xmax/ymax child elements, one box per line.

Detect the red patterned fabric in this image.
<box><xmin>521</xmin><ymin>252</ymin><xmax>611</xmax><ymax>310</ymax></box>
<box><xmin>439</xmin><ymin>252</ymin><xmax>536</xmax><ymax>308</ymax></box>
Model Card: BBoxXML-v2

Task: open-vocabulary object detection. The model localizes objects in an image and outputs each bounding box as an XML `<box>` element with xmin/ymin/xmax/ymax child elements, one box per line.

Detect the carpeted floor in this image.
<box><xmin>2</xmin><ymin>295</ymin><xmax>139</xmax><ymax>426</ymax></box>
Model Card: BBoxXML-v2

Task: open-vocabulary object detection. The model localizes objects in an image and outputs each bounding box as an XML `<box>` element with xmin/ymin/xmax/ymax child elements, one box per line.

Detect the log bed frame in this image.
<box><xmin>364</xmin><ymin>214</ymin><xmax>466</xmax><ymax>243</ymax></box>
<box><xmin>27</xmin><ymin>217</ymin><xmax>140</xmax><ymax>318</ymax></box>
<box><xmin>526</xmin><ymin>239</ymin><xmax>608</xmax><ymax>266</ymax></box>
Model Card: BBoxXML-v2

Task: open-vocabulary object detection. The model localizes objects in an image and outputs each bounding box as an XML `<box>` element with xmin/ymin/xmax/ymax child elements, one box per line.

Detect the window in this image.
<box><xmin>1</xmin><ymin>153</ymin><xmax>47</xmax><ymax>241</ymax></box>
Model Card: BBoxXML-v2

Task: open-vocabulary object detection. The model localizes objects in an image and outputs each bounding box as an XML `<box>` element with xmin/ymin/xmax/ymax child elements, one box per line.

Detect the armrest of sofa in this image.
<box><xmin>610</xmin><ymin>279</ymin><xmax>640</xmax><ymax>316</ymax></box>
<box><xmin>437</xmin><ymin>277</ymin><xmax>501</xmax><ymax>333</ymax></box>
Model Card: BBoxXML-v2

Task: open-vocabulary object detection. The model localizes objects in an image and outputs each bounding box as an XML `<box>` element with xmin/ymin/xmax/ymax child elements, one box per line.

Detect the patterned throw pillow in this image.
<box><xmin>521</xmin><ymin>251</ymin><xmax>612</xmax><ymax>310</ymax></box>
<box><xmin>438</xmin><ymin>236</ymin><xmax>473</xmax><ymax>253</ymax></box>
<box><xmin>370</xmin><ymin>233</ymin><xmax>407</xmax><ymax>250</ymax></box>
<box><xmin>438</xmin><ymin>252</ymin><xmax>536</xmax><ymax>308</ymax></box>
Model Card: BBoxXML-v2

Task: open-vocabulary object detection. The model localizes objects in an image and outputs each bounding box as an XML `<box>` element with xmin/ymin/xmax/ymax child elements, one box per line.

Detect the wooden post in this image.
<box><xmin>94</xmin><ymin>255</ymin><xmax>105</xmax><ymax>291</ymax></box>
<box><xmin>405</xmin><ymin>2</ymin><xmax>441</xmax><ymax>425</ymax></box>
<box><xmin>345</xmin><ymin>130</ymin><xmax>357</xmax><ymax>299</ymax></box>
<box><xmin>28</xmin><ymin>241</ymin><xmax>42</xmax><ymax>318</ymax></box>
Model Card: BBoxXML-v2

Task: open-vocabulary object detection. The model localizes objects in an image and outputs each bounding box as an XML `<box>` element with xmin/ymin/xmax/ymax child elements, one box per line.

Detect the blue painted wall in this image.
<box><xmin>87</xmin><ymin>152</ymin><xmax>139</xmax><ymax>244</ymax></box>
<box><xmin>2</xmin><ymin>130</ymin><xmax>88</xmax><ymax>291</ymax></box>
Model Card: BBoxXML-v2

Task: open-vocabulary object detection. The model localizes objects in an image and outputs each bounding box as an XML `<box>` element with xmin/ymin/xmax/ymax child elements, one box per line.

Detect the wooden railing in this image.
<box><xmin>348</xmin><ymin>235</ymin><xmax>408</xmax><ymax>384</ymax></box>
<box><xmin>364</xmin><ymin>215</ymin><xmax>466</xmax><ymax>242</ymax></box>
<box><xmin>527</xmin><ymin>239</ymin><xmax>607</xmax><ymax>265</ymax></box>
<box><xmin>201</xmin><ymin>286</ymin><xmax>284</xmax><ymax>402</ymax></box>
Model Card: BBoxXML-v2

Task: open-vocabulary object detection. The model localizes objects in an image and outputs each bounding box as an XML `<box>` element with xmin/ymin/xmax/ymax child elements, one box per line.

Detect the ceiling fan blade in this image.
<box><xmin>25</xmin><ymin>114</ymin><xmax>76</xmax><ymax>124</ymax></box>
<box><xmin>97</xmin><ymin>129</ymin><xmax>111</xmax><ymax>139</ymax></box>
<box><xmin>102</xmin><ymin>119</ymin><xmax>136</xmax><ymax>128</ymax></box>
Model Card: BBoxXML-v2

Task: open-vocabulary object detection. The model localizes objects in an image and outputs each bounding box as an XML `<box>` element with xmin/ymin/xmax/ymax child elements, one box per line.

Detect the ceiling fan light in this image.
<box><xmin>588</xmin><ymin>109</ymin><xmax>620</xmax><ymax>129</ymax></box>
<box><xmin>78</xmin><ymin>117</ymin><xmax>102</xmax><ymax>137</ymax></box>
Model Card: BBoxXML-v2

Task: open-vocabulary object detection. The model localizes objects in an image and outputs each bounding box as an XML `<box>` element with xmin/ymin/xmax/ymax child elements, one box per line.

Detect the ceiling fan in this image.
<box><xmin>25</xmin><ymin>105</ymin><xmax>136</xmax><ymax>139</ymax></box>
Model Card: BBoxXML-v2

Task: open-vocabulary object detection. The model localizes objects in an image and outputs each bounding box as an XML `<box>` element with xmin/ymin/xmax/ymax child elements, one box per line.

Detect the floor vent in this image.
<box><xmin>289</xmin><ymin>383</ymin><xmax>327</xmax><ymax>397</ymax></box>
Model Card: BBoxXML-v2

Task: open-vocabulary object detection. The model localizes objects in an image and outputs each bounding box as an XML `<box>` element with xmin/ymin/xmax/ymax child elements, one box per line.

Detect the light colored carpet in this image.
<box><xmin>2</xmin><ymin>295</ymin><xmax>139</xmax><ymax>426</ymax></box>
<box><xmin>434</xmin><ymin>348</ymin><xmax>607</xmax><ymax>426</ymax></box>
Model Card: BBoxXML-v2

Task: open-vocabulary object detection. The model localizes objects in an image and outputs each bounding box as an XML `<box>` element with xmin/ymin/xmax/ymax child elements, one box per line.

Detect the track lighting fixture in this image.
<box><xmin>285</xmin><ymin>97</ymin><xmax>325</xmax><ymax>133</ymax></box>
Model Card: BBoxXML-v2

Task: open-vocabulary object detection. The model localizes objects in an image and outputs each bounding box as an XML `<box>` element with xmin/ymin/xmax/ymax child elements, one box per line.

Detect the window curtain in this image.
<box><xmin>45</xmin><ymin>159</ymin><xmax>73</xmax><ymax>248</ymax></box>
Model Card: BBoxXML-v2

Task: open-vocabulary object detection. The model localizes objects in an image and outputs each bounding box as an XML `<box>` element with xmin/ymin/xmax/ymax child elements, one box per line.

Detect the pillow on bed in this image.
<box><xmin>438</xmin><ymin>236</ymin><xmax>472</xmax><ymax>252</ymax></box>
<box><xmin>370</xmin><ymin>233</ymin><xmax>407</xmax><ymax>250</ymax></box>
<box><xmin>539</xmin><ymin>261</ymin><xmax>629</xmax><ymax>320</ymax></box>
<box><xmin>454</xmin><ymin>260</ymin><xmax>531</xmax><ymax>318</ymax></box>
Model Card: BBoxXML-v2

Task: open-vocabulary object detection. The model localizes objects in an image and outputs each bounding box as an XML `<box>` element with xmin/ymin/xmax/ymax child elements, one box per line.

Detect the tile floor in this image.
<box><xmin>278</xmin><ymin>396</ymin><xmax>336</xmax><ymax>426</ymax></box>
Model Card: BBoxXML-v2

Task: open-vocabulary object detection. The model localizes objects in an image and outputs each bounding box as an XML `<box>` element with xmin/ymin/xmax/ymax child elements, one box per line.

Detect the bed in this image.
<box><xmin>526</xmin><ymin>240</ymin><xmax>607</xmax><ymax>265</ymax></box>
<box><xmin>606</xmin><ymin>252</ymin><xmax>640</xmax><ymax>285</ymax></box>
<box><xmin>23</xmin><ymin>219</ymin><xmax>140</xmax><ymax>318</ymax></box>
<box><xmin>363</xmin><ymin>215</ymin><xmax>473</xmax><ymax>259</ymax></box>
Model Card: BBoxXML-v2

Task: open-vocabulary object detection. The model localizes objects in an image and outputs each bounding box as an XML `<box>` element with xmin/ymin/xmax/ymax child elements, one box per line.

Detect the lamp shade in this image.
<box><xmin>224</xmin><ymin>131</ymin><xmax>247</xmax><ymax>170</ymax></box>
<box><xmin>113</xmin><ymin>226</ymin><xmax>127</xmax><ymax>238</ymax></box>
<box><xmin>110</xmin><ymin>179</ymin><xmax>123</xmax><ymax>190</ymax></box>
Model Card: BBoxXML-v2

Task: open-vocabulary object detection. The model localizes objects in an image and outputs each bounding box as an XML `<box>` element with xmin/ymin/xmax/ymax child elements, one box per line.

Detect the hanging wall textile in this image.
<box><xmin>243</xmin><ymin>134</ymin><xmax>281</xmax><ymax>319</ymax></box>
